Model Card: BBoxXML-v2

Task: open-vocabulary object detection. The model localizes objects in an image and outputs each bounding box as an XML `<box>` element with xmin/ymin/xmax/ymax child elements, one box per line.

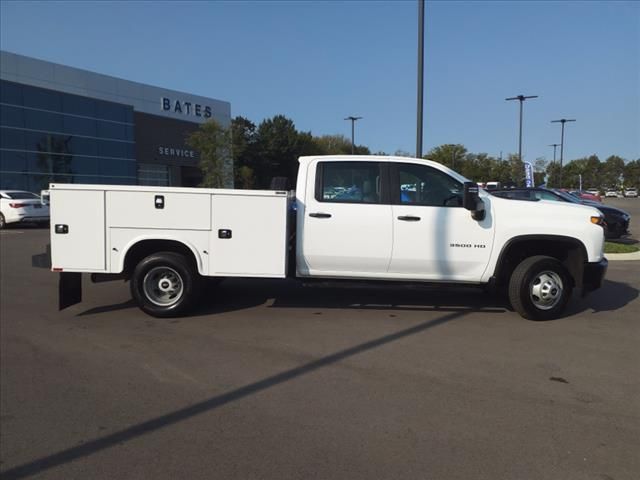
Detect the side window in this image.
<box><xmin>317</xmin><ymin>162</ymin><xmax>381</xmax><ymax>204</ymax></box>
<box><xmin>396</xmin><ymin>163</ymin><xmax>462</xmax><ymax>207</ymax></box>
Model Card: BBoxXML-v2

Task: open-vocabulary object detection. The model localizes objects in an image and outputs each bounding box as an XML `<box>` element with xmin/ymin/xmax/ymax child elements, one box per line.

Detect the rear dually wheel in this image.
<box><xmin>131</xmin><ymin>252</ymin><xmax>200</xmax><ymax>317</ymax></box>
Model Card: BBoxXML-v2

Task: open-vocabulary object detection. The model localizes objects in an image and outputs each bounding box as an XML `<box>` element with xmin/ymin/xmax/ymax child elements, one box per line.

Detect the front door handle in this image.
<box><xmin>309</xmin><ymin>212</ymin><xmax>332</xmax><ymax>218</ymax></box>
<box><xmin>397</xmin><ymin>215</ymin><xmax>421</xmax><ymax>222</ymax></box>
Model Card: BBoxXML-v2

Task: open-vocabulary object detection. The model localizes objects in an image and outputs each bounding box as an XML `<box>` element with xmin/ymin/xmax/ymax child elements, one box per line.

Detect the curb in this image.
<box><xmin>606</xmin><ymin>251</ymin><xmax>640</xmax><ymax>261</ymax></box>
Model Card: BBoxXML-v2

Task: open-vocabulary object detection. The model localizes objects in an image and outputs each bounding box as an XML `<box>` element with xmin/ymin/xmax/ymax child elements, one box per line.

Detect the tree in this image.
<box><xmin>231</xmin><ymin>116</ymin><xmax>257</xmax><ymax>188</ymax></box>
<box><xmin>186</xmin><ymin>119</ymin><xmax>232</xmax><ymax>188</ymax></box>
<box><xmin>235</xmin><ymin>165</ymin><xmax>255</xmax><ymax>189</ymax></box>
<box><xmin>546</xmin><ymin>161</ymin><xmax>561</xmax><ymax>188</ymax></box>
<box><xmin>426</xmin><ymin>144</ymin><xmax>468</xmax><ymax>170</ymax></box>
<box><xmin>314</xmin><ymin>134</ymin><xmax>349</xmax><ymax>154</ymax></box>
<box><xmin>533</xmin><ymin>158</ymin><xmax>548</xmax><ymax>186</ymax></box>
<box><xmin>255</xmin><ymin>115</ymin><xmax>301</xmax><ymax>188</ymax></box>
<box><xmin>394</xmin><ymin>149</ymin><xmax>413</xmax><ymax>158</ymax></box>
<box><xmin>623</xmin><ymin>159</ymin><xmax>640</xmax><ymax>188</ymax></box>
<box><xmin>602</xmin><ymin>155</ymin><xmax>625</xmax><ymax>188</ymax></box>
<box><xmin>508</xmin><ymin>153</ymin><xmax>525</xmax><ymax>187</ymax></box>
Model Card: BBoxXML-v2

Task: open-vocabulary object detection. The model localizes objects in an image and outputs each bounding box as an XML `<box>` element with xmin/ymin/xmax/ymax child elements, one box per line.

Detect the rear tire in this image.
<box><xmin>130</xmin><ymin>252</ymin><xmax>201</xmax><ymax>317</ymax></box>
<box><xmin>508</xmin><ymin>256</ymin><xmax>573</xmax><ymax>320</ymax></box>
<box><xmin>0</xmin><ymin>213</ymin><xmax>5</xmax><ymax>230</ymax></box>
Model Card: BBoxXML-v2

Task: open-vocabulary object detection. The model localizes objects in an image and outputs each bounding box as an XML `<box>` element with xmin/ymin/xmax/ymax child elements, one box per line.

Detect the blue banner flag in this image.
<box><xmin>524</xmin><ymin>162</ymin><xmax>534</xmax><ymax>188</ymax></box>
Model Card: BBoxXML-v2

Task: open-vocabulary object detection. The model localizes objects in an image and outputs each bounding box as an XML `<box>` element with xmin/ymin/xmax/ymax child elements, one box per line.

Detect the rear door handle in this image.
<box><xmin>397</xmin><ymin>215</ymin><xmax>421</xmax><ymax>222</ymax></box>
<box><xmin>309</xmin><ymin>212</ymin><xmax>332</xmax><ymax>218</ymax></box>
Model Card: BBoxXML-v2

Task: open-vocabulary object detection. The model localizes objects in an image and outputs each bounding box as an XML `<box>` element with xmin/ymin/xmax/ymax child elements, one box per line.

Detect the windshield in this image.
<box><xmin>552</xmin><ymin>189</ymin><xmax>582</xmax><ymax>204</ymax></box>
<box><xmin>4</xmin><ymin>191</ymin><xmax>40</xmax><ymax>200</ymax></box>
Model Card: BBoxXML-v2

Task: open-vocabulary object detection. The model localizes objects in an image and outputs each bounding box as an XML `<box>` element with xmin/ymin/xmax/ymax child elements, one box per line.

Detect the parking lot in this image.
<box><xmin>1</xmin><ymin>217</ymin><xmax>639</xmax><ymax>479</ymax></box>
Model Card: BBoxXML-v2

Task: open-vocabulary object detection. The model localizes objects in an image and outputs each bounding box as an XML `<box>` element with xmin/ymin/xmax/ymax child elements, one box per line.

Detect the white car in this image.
<box><xmin>605</xmin><ymin>190</ymin><xmax>620</xmax><ymax>198</ymax></box>
<box><xmin>624</xmin><ymin>188</ymin><xmax>638</xmax><ymax>198</ymax></box>
<box><xmin>0</xmin><ymin>190</ymin><xmax>50</xmax><ymax>229</ymax></box>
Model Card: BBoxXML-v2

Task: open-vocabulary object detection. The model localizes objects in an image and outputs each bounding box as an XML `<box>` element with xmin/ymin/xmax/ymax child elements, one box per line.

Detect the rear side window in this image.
<box><xmin>316</xmin><ymin>162</ymin><xmax>381</xmax><ymax>204</ymax></box>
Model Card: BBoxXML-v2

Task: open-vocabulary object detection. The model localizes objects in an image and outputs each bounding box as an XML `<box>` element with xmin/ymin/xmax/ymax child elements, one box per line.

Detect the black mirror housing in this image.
<box><xmin>463</xmin><ymin>182</ymin><xmax>479</xmax><ymax>211</ymax></box>
<box><xmin>463</xmin><ymin>181</ymin><xmax>486</xmax><ymax>221</ymax></box>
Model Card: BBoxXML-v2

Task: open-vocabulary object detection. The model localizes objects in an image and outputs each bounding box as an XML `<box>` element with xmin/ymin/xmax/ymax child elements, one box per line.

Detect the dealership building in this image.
<box><xmin>0</xmin><ymin>50</ymin><xmax>232</xmax><ymax>192</ymax></box>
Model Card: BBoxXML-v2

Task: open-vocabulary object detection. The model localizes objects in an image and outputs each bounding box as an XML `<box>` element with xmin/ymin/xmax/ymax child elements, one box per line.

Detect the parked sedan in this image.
<box><xmin>0</xmin><ymin>190</ymin><xmax>50</xmax><ymax>229</ymax></box>
<box><xmin>490</xmin><ymin>187</ymin><xmax>630</xmax><ymax>239</ymax></box>
<box><xmin>569</xmin><ymin>190</ymin><xmax>602</xmax><ymax>202</ymax></box>
<box><xmin>624</xmin><ymin>188</ymin><xmax>638</xmax><ymax>198</ymax></box>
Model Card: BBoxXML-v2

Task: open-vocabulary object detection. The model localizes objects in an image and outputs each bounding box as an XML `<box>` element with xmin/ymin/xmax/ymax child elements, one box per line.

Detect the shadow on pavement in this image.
<box><xmin>1</xmin><ymin>310</ymin><xmax>466</xmax><ymax>480</ymax></box>
<box><xmin>74</xmin><ymin>275</ymin><xmax>637</xmax><ymax>320</ymax></box>
<box><xmin>77</xmin><ymin>299</ymin><xmax>137</xmax><ymax>317</ymax></box>
<box><xmin>568</xmin><ymin>278</ymin><xmax>639</xmax><ymax>315</ymax></box>
<box><xmin>192</xmin><ymin>279</ymin><xmax>509</xmax><ymax>316</ymax></box>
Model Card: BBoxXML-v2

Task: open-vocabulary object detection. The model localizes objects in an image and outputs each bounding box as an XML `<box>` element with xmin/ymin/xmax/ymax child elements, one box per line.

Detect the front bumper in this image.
<box><xmin>582</xmin><ymin>257</ymin><xmax>608</xmax><ymax>294</ymax></box>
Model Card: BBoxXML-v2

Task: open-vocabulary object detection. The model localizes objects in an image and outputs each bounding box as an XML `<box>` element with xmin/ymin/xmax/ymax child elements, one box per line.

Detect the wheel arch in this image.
<box><xmin>119</xmin><ymin>237</ymin><xmax>204</xmax><ymax>277</ymax></box>
<box><xmin>492</xmin><ymin>235</ymin><xmax>588</xmax><ymax>289</ymax></box>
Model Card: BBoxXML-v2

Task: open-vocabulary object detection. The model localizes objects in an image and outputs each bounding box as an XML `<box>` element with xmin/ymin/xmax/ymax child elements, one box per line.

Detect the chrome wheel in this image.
<box><xmin>529</xmin><ymin>270</ymin><xmax>563</xmax><ymax>310</ymax></box>
<box><xmin>142</xmin><ymin>266</ymin><xmax>184</xmax><ymax>307</ymax></box>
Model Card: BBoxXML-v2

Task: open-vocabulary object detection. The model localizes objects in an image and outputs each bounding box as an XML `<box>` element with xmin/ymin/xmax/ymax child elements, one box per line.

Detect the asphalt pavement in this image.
<box><xmin>1</xmin><ymin>226</ymin><xmax>639</xmax><ymax>480</ymax></box>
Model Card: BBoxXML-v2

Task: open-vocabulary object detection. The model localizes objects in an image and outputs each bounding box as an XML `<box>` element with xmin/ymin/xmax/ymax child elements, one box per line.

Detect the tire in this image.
<box><xmin>0</xmin><ymin>213</ymin><xmax>5</xmax><ymax>230</ymax></box>
<box><xmin>508</xmin><ymin>255</ymin><xmax>573</xmax><ymax>320</ymax></box>
<box><xmin>130</xmin><ymin>252</ymin><xmax>201</xmax><ymax>318</ymax></box>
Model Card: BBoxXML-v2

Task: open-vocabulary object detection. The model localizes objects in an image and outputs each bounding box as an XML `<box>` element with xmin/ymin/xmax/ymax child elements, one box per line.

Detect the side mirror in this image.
<box><xmin>463</xmin><ymin>182</ymin><xmax>479</xmax><ymax>211</ymax></box>
<box><xmin>463</xmin><ymin>182</ymin><xmax>486</xmax><ymax>221</ymax></box>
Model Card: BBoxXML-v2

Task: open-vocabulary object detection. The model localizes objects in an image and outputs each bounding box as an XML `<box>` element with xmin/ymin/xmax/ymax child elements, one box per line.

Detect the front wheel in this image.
<box><xmin>508</xmin><ymin>256</ymin><xmax>573</xmax><ymax>320</ymax></box>
<box><xmin>130</xmin><ymin>252</ymin><xmax>201</xmax><ymax>317</ymax></box>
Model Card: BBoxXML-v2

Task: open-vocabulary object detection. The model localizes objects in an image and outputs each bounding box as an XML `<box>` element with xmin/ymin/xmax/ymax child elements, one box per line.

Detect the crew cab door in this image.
<box><xmin>299</xmin><ymin>160</ymin><xmax>392</xmax><ymax>276</ymax></box>
<box><xmin>388</xmin><ymin>162</ymin><xmax>494</xmax><ymax>281</ymax></box>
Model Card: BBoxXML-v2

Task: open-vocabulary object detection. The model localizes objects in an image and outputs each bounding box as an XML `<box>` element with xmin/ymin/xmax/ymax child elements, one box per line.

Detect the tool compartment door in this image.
<box><xmin>50</xmin><ymin>189</ymin><xmax>105</xmax><ymax>271</ymax></box>
<box><xmin>210</xmin><ymin>193</ymin><xmax>288</xmax><ymax>277</ymax></box>
<box><xmin>106</xmin><ymin>191</ymin><xmax>211</xmax><ymax>230</ymax></box>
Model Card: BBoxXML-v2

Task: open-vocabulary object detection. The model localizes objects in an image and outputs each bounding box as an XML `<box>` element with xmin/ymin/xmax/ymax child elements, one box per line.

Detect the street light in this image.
<box><xmin>344</xmin><ymin>116</ymin><xmax>362</xmax><ymax>154</ymax></box>
<box><xmin>548</xmin><ymin>143</ymin><xmax>560</xmax><ymax>163</ymax></box>
<box><xmin>506</xmin><ymin>94</ymin><xmax>538</xmax><ymax>164</ymax></box>
<box><xmin>551</xmin><ymin>118</ymin><xmax>576</xmax><ymax>187</ymax></box>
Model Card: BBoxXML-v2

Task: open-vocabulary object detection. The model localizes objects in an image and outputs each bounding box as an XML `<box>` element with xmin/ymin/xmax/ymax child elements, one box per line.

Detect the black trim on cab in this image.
<box><xmin>582</xmin><ymin>257</ymin><xmax>608</xmax><ymax>294</ymax></box>
<box><xmin>491</xmin><ymin>234</ymin><xmax>589</xmax><ymax>287</ymax></box>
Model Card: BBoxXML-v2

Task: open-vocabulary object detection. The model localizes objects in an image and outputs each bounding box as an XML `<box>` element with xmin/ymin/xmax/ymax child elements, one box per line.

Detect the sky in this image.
<box><xmin>1</xmin><ymin>0</ymin><xmax>639</xmax><ymax>164</ymax></box>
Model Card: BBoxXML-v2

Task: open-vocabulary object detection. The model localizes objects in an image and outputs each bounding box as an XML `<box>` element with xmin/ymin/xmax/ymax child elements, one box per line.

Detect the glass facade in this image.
<box><xmin>0</xmin><ymin>79</ymin><xmax>137</xmax><ymax>192</ymax></box>
<box><xmin>138</xmin><ymin>163</ymin><xmax>169</xmax><ymax>186</ymax></box>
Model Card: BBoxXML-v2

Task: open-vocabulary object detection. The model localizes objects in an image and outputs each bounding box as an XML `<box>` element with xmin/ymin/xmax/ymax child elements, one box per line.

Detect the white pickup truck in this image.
<box><xmin>47</xmin><ymin>155</ymin><xmax>608</xmax><ymax>320</ymax></box>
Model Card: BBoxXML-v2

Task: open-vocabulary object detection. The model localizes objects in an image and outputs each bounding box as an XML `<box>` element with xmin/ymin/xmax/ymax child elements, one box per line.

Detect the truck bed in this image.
<box><xmin>49</xmin><ymin>184</ymin><xmax>290</xmax><ymax>278</ymax></box>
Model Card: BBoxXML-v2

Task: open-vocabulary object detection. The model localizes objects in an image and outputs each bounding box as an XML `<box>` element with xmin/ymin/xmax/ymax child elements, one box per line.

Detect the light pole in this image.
<box><xmin>344</xmin><ymin>116</ymin><xmax>362</xmax><ymax>154</ymax></box>
<box><xmin>548</xmin><ymin>143</ymin><xmax>560</xmax><ymax>163</ymax></box>
<box><xmin>416</xmin><ymin>0</ymin><xmax>425</xmax><ymax>158</ymax></box>
<box><xmin>506</xmin><ymin>95</ymin><xmax>538</xmax><ymax>164</ymax></box>
<box><xmin>551</xmin><ymin>118</ymin><xmax>576</xmax><ymax>187</ymax></box>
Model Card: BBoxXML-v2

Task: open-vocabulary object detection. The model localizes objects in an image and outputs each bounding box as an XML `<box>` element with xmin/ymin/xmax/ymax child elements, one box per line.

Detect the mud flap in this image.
<box><xmin>59</xmin><ymin>272</ymin><xmax>82</xmax><ymax>310</ymax></box>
